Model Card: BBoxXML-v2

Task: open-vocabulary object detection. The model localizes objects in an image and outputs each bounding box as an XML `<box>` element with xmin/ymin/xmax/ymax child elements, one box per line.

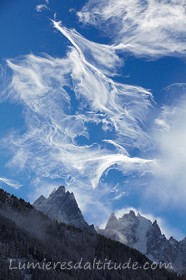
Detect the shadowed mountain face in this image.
<box><xmin>0</xmin><ymin>188</ymin><xmax>183</xmax><ymax>280</ymax></box>
<box><xmin>97</xmin><ymin>211</ymin><xmax>186</xmax><ymax>274</ymax></box>
<box><xmin>33</xmin><ymin>186</ymin><xmax>94</xmax><ymax>232</ymax></box>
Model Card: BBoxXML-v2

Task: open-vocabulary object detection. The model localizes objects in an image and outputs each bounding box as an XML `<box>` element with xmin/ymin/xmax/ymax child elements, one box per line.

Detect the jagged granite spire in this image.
<box><xmin>33</xmin><ymin>186</ymin><xmax>94</xmax><ymax>232</ymax></box>
<box><xmin>33</xmin><ymin>195</ymin><xmax>46</xmax><ymax>207</ymax></box>
<box><xmin>105</xmin><ymin>213</ymin><xmax>118</xmax><ymax>229</ymax></box>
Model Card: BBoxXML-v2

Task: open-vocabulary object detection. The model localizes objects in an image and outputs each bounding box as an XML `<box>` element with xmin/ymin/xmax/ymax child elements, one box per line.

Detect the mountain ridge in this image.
<box><xmin>0</xmin><ymin>187</ymin><xmax>182</xmax><ymax>280</ymax></box>
<box><xmin>97</xmin><ymin>210</ymin><xmax>186</xmax><ymax>274</ymax></box>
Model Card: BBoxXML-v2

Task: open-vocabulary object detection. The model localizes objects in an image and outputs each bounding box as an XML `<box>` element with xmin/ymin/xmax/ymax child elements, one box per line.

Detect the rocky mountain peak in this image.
<box><xmin>128</xmin><ymin>210</ymin><xmax>136</xmax><ymax>217</ymax></box>
<box><xmin>169</xmin><ymin>236</ymin><xmax>179</xmax><ymax>247</ymax></box>
<box><xmin>97</xmin><ymin>210</ymin><xmax>186</xmax><ymax>274</ymax></box>
<box><xmin>33</xmin><ymin>186</ymin><xmax>94</xmax><ymax>232</ymax></box>
<box><xmin>48</xmin><ymin>186</ymin><xmax>66</xmax><ymax>198</ymax></box>
<box><xmin>33</xmin><ymin>195</ymin><xmax>46</xmax><ymax>207</ymax></box>
<box><xmin>121</xmin><ymin>210</ymin><xmax>136</xmax><ymax>220</ymax></box>
<box><xmin>151</xmin><ymin>219</ymin><xmax>162</xmax><ymax>236</ymax></box>
<box><xmin>105</xmin><ymin>213</ymin><xmax>118</xmax><ymax>229</ymax></box>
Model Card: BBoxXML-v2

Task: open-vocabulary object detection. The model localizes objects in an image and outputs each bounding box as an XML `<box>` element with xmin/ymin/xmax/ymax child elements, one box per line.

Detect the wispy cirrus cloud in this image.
<box><xmin>52</xmin><ymin>21</ymin><xmax>153</xmax><ymax>147</ymax></box>
<box><xmin>35</xmin><ymin>4</ymin><xmax>49</xmax><ymax>13</ymax></box>
<box><xmin>0</xmin><ymin>177</ymin><xmax>21</xmax><ymax>189</ymax></box>
<box><xmin>0</xmin><ymin>20</ymin><xmax>154</xmax><ymax>202</ymax></box>
<box><xmin>78</xmin><ymin>0</ymin><xmax>186</xmax><ymax>57</ymax></box>
<box><xmin>52</xmin><ymin>20</ymin><xmax>122</xmax><ymax>77</ymax></box>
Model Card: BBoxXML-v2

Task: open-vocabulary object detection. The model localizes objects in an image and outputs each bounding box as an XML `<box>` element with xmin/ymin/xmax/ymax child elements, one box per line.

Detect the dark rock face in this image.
<box><xmin>33</xmin><ymin>186</ymin><xmax>94</xmax><ymax>232</ymax></box>
<box><xmin>98</xmin><ymin>211</ymin><xmax>186</xmax><ymax>274</ymax></box>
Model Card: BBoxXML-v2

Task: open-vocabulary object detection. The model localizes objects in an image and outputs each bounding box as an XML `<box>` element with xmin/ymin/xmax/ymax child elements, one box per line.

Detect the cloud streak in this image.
<box><xmin>35</xmin><ymin>4</ymin><xmax>49</xmax><ymax>13</ymax></box>
<box><xmin>78</xmin><ymin>0</ymin><xmax>186</xmax><ymax>57</ymax></box>
<box><xmin>0</xmin><ymin>177</ymin><xmax>21</xmax><ymax>189</ymax></box>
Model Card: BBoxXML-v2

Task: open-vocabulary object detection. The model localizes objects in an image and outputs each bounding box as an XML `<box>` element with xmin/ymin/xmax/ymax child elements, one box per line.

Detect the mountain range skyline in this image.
<box><xmin>33</xmin><ymin>185</ymin><xmax>185</xmax><ymax>242</ymax></box>
<box><xmin>0</xmin><ymin>186</ymin><xmax>182</xmax><ymax>279</ymax></box>
<box><xmin>31</xmin><ymin>185</ymin><xmax>186</xmax><ymax>275</ymax></box>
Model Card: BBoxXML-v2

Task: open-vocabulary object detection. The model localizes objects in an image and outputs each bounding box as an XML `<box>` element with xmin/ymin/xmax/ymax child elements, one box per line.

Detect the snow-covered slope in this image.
<box><xmin>33</xmin><ymin>186</ymin><xmax>94</xmax><ymax>232</ymax></box>
<box><xmin>97</xmin><ymin>211</ymin><xmax>186</xmax><ymax>274</ymax></box>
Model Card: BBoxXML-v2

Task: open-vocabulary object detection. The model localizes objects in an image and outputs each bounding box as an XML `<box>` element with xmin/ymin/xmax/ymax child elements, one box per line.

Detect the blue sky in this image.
<box><xmin>0</xmin><ymin>0</ymin><xmax>186</xmax><ymax>240</ymax></box>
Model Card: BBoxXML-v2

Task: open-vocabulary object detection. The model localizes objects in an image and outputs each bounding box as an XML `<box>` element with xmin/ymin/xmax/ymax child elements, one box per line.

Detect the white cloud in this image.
<box><xmin>52</xmin><ymin>20</ymin><xmax>122</xmax><ymax>77</ymax></box>
<box><xmin>146</xmin><ymin>84</ymin><xmax>186</xmax><ymax>209</ymax></box>
<box><xmin>78</xmin><ymin>0</ymin><xmax>186</xmax><ymax>57</ymax></box>
<box><xmin>52</xmin><ymin>21</ymin><xmax>153</xmax><ymax>148</ymax></box>
<box><xmin>35</xmin><ymin>4</ymin><xmax>48</xmax><ymax>13</ymax></box>
<box><xmin>0</xmin><ymin>177</ymin><xmax>21</xmax><ymax>189</ymax></box>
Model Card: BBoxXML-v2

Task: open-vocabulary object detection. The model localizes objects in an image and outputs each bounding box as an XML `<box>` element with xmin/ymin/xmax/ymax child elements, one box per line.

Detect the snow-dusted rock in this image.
<box><xmin>33</xmin><ymin>186</ymin><xmax>94</xmax><ymax>232</ymax></box>
<box><xmin>97</xmin><ymin>210</ymin><xmax>186</xmax><ymax>274</ymax></box>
